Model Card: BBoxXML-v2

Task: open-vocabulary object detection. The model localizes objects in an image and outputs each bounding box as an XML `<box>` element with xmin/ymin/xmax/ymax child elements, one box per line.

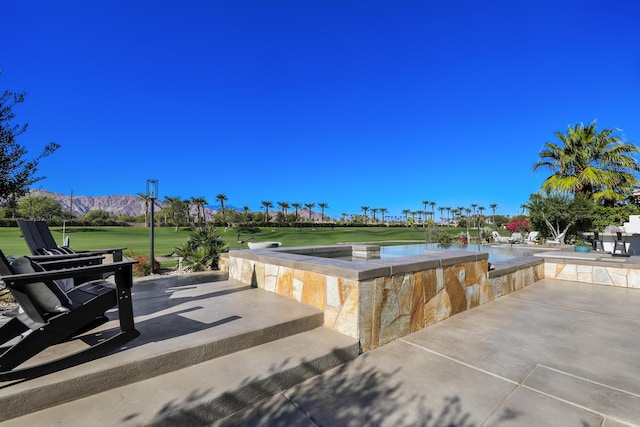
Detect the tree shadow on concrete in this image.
<box><xmin>140</xmin><ymin>350</ymin><xmax>481</xmax><ymax>427</ymax></box>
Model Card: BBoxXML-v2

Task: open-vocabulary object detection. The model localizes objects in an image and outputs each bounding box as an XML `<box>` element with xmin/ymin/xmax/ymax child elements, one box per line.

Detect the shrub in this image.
<box><xmin>505</xmin><ymin>219</ymin><xmax>531</xmax><ymax>233</ymax></box>
<box><xmin>126</xmin><ymin>249</ymin><xmax>160</xmax><ymax>277</ymax></box>
<box><xmin>173</xmin><ymin>224</ymin><xmax>228</xmax><ymax>271</ymax></box>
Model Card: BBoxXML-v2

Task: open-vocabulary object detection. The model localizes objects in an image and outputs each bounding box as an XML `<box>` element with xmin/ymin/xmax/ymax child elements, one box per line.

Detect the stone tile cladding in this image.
<box><xmin>227</xmin><ymin>250</ymin><xmax>543</xmax><ymax>351</ymax></box>
<box><xmin>544</xmin><ymin>260</ymin><xmax>640</xmax><ymax>288</ymax></box>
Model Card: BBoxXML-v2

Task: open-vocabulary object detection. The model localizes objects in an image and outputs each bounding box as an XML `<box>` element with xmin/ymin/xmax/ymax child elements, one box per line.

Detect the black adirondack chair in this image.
<box><xmin>17</xmin><ymin>220</ymin><xmax>125</xmax><ymax>262</ymax></box>
<box><xmin>0</xmin><ymin>250</ymin><xmax>139</xmax><ymax>381</ymax></box>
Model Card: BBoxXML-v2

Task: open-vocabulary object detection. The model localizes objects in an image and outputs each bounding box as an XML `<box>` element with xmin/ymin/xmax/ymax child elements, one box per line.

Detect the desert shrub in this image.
<box><xmin>126</xmin><ymin>249</ymin><xmax>160</xmax><ymax>277</ymax></box>
<box><xmin>173</xmin><ymin>224</ymin><xmax>228</xmax><ymax>271</ymax></box>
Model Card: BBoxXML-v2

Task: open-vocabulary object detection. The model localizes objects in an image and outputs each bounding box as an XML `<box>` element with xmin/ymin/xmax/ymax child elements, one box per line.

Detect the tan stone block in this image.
<box><xmin>379</xmin><ymin>315</ymin><xmax>410</xmax><ymax>347</ymax></box>
<box><xmin>275</xmin><ymin>267</ymin><xmax>293</xmax><ymax>297</ymax></box>
<box><xmin>423</xmin><ymin>269</ymin><xmax>438</xmax><ymax>300</ymax></box>
<box><xmin>628</xmin><ymin>271</ymin><xmax>640</xmax><ymax>288</ymax></box>
<box><xmin>465</xmin><ymin>284</ymin><xmax>480</xmax><ymax>308</ymax></box>
<box><xmin>479</xmin><ymin>283</ymin><xmax>493</xmax><ymax>305</ymax></box>
<box><xmin>576</xmin><ymin>264</ymin><xmax>593</xmax><ymax>283</ymax></box>
<box><xmin>464</xmin><ymin>260</ymin><xmax>485</xmax><ymax>286</ymax></box>
<box><xmin>608</xmin><ymin>267</ymin><xmax>628</xmax><ymax>287</ymax></box>
<box><xmin>544</xmin><ymin>262</ymin><xmax>557</xmax><ymax>279</ymax></box>
<box><xmin>592</xmin><ymin>266</ymin><xmax>612</xmax><ymax>286</ymax></box>
<box><xmin>556</xmin><ymin>264</ymin><xmax>577</xmax><ymax>281</ymax></box>
<box><xmin>411</xmin><ymin>273</ymin><xmax>425</xmax><ymax>332</ymax></box>
<box><xmin>489</xmin><ymin>276</ymin><xmax>504</xmax><ymax>298</ymax></box>
<box><xmin>425</xmin><ymin>289</ymin><xmax>452</xmax><ymax>326</ymax></box>
<box><xmin>300</xmin><ymin>271</ymin><xmax>326</xmax><ymax>309</ymax></box>
<box><xmin>334</xmin><ymin>284</ymin><xmax>359</xmax><ymax>339</ymax></box>
<box><xmin>444</xmin><ymin>267</ymin><xmax>467</xmax><ymax>315</ymax></box>
<box><xmin>398</xmin><ymin>274</ymin><xmax>414</xmax><ymax>315</ymax></box>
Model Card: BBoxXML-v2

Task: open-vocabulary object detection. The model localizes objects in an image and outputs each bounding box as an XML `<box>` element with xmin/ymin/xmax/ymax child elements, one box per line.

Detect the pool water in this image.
<box><xmin>380</xmin><ymin>243</ymin><xmax>541</xmax><ymax>263</ymax></box>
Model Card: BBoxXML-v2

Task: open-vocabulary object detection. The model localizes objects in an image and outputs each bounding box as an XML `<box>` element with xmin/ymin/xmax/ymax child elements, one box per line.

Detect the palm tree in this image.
<box><xmin>380</xmin><ymin>207</ymin><xmax>387</xmax><ymax>223</ymax></box>
<box><xmin>277</xmin><ymin>201</ymin><xmax>289</xmax><ymax>218</ymax></box>
<box><xmin>422</xmin><ymin>200</ymin><xmax>429</xmax><ymax>221</ymax></box>
<box><xmin>305</xmin><ymin>202</ymin><xmax>316</xmax><ymax>222</ymax></box>
<box><xmin>261</xmin><ymin>201</ymin><xmax>273</xmax><ymax>222</ymax></box>
<box><xmin>242</xmin><ymin>205</ymin><xmax>250</xmax><ymax>221</ymax></box>
<box><xmin>429</xmin><ymin>201</ymin><xmax>436</xmax><ymax>219</ymax></box>
<box><xmin>191</xmin><ymin>196</ymin><xmax>208</xmax><ymax>224</ymax></box>
<box><xmin>533</xmin><ymin>121</ymin><xmax>640</xmax><ymax>206</ymax></box>
<box><xmin>438</xmin><ymin>207</ymin><xmax>445</xmax><ymax>224</ymax></box>
<box><xmin>361</xmin><ymin>206</ymin><xmax>369</xmax><ymax>223</ymax></box>
<box><xmin>489</xmin><ymin>203</ymin><xmax>498</xmax><ymax>227</ymax></box>
<box><xmin>478</xmin><ymin>206</ymin><xmax>485</xmax><ymax>226</ymax></box>
<box><xmin>291</xmin><ymin>202</ymin><xmax>301</xmax><ymax>221</ymax></box>
<box><xmin>318</xmin><ymin>202</ymin><xmax>329</xmax><ymax>222</ymax></box>
<box><xmin>471</xmin><ymin>204</ymin><xmax>478</xmax><ymax>227</ymax></box>
<box><xmin>371</xmin><ymin>208</ymin><xmax>378</xmax><ymax>223</ymax></box>
<box><xmin>402</xmin><ymin>209</ymin><xmax>410</xmax><ymax>222</ymax></box>
<box><xmin>138</xmin><ymin>193</ymin><xmax>150</xmax><ymax>227</ymax></box>
<box><xmin>216</xmin><ymin>193</ymin><xmax>228</xmax><ymax>213</ymax></box>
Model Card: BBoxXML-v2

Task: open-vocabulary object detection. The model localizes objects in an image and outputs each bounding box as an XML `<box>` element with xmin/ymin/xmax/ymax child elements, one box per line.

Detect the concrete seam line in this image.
<box><xmin>399</xmin><ymin>339</ymin><xmax>519</xmax><ymax>385</ymax></box>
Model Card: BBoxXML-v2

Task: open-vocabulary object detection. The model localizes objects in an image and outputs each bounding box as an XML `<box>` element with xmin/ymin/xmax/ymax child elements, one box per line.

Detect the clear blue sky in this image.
<box><xmin>3</xmin><ymin>1</ymin><xmax>640</xmax><ymax>219</ymax></box>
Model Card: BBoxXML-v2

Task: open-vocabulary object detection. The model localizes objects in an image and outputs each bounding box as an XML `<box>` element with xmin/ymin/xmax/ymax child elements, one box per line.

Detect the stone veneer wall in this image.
<box><xmin>225</xmin><ymin>246</ymin><xmax>544</xmax><ymax>351</ymax></box>
<box><xmin>488</xmin><ymin>257</ymin><xmax>544</xmax><ymax>298</ymax></box>
<box><xmin>543</xmin><ymin>256</ymin><xmax>640</xmax><ymax>288</ymax></box>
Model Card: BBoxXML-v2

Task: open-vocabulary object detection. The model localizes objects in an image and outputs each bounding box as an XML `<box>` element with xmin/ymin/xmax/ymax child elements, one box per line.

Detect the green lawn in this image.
<box><xmin>0</xmin><ymin>224</ymin><xmax>475</xmax><ymax>267</ymax></box>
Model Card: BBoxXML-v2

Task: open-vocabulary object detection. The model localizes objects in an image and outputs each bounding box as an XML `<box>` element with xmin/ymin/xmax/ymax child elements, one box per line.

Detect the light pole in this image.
<box><xmin>147</xmin><ymin>179</ymin><xmax>158</xmax><ymax>275</ymax></box>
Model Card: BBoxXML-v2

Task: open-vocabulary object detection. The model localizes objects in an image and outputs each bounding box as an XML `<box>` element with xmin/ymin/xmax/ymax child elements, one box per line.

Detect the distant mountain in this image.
<box><xmin>31</xmin><ymin>190</ymin><xmax>162</xmax><ymax>217</ymax></box>
<box><xmin>29</xmin><ymin>190</ymin><xmax>322</xmax><ymax>220</ymax></box>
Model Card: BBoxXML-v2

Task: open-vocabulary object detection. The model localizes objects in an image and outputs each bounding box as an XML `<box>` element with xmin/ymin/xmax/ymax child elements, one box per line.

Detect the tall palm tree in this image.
<box><xmin>305</xmin><ymin>202</ymin><xmax>316</xmax><ymax>222</ymax></box>
<box><xmin>361</xmin><ymin>206</ymin><xmax>369</xmax><ymax>223</ymax></box>
<box><xmin>429</xmin><ymin>201</ymin><xmax>436</xmax><ymax>219</ymax></box>
<box><xmin>422</xmin><ymin>200</ymin><xmax>429</xmax><ymax>221</ymax></box>
<box><xmin>402</xmin><ymin>209</ymin><xmax>410</xmax><ymax>222</ymax></box>
<box><xmin>216</xmin><ymin>193</ymin><xmax>228</xmax><ymax>213</ymax></box>
<box><xmin>261</xmin><ymin>201</ymin><xmax>273</xmax><ymax>222</ymax></box>
<box><xmin>489</xmin><ymin>203</ymin><xmax>498</xmax><ymax>227</ymax></box>
<box><xmin>291</xmin><ymin>202</ymin><xmax>301</xmax><ymax>221</ymax></box>
<box><xmin>277</xmin><ymin>201</ymin><xmax>289</xmax><ymax>218</ymax></box>
<box><xmin>371</xmin><ymin>208</ymin><xmax>378</xmax><ymax>223</ymax></box>
<box><xmin>533</xmin><ymin>121</ymin><xmax>640</xmax><ymax>206</ymax></box>
<box><xmin>138</xmin><ymin>193</ymin><xmax>150</xmax><ymax>227</ymax></box>
<box><xmin>318</xmin><ymin>202</ymin><xmax>328</xmax><ymax>222</ymax></box>
<box><xmin>478</xmin><ymin>206</ymin><xmax>485</xmax><ymax>226</ymax></box>
<box><xmin>470</xmin><ymin>203</ymin><xmax>478</xmax><ymax>227</ymax></box>
<box><xmin>380</xmin><ymin>207</ymin><xmax>387</xmax><ymax>223</ymax></box>
<box><xmin>191</xmin><ymin>196</ymin><xmax>208</xmax><ymax>224</ymax></box>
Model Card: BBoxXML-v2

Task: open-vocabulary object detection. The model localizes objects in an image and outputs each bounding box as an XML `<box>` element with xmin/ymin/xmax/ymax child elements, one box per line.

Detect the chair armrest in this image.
<box><xmin>2</xmin><ymin>261</ymin><xmax>138</xmax><ymax>290</ymax></box>
<box><xmin>29</xmin><ymin>253</ymin><xmax>103</xmax><ymax>262</ymax></box>
<box><xmin>32</xmin><ymin>255</ymin><xmax>105</xmax><ymax>270</ymax></box>
<box><xmin>77</xmin><ymin>248</ymin><xmax>126</xmax><ymax>262</ymax></box>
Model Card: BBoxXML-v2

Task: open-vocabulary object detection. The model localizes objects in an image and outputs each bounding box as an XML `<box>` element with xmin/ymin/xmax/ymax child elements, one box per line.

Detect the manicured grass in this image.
<box><xmin>0</xmin><ymin>224</ymin><xmax>473</xmax><ymax>266</ymax></box>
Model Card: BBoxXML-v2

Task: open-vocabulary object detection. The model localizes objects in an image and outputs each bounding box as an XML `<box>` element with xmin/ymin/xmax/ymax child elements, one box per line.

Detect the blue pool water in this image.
<box><xmin>380</xmin><ymin>243</ymin><xmax>542</xmax><ymax>263</ymax></box>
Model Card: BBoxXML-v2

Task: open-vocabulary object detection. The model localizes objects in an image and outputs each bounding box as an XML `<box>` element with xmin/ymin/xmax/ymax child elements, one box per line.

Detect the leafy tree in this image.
<box><xmin>533</xmin><ymin>121</ymin><xmax>640</xmax><ymax>206</ymax></box>
<box><xmin>0</xmin><ymin>82</ymin><xmax>60</xmax><ymax>214</ymax></box>
<box><xmin>18</xmin><ymin>194</ymin><xmax>63</xmax><ymax>220</ymax></box>
<box><xmin>527</xmin><ymin>192</ymin><xmax>595</xmax><ymax>243</ymax></box>
<box><xmin>162</xmin><ymin>196</ymin><xmax>189</xmax><ymax>231</ymax></box>
<box><xmin>592</xmin><ymin>204</ymin><xmax>640</xmax><ymax>231</ymax></box>
<box><xmin>83</xmin><ymin>209</ymin><xmax>115</xmax><ymax>223</ymax></box>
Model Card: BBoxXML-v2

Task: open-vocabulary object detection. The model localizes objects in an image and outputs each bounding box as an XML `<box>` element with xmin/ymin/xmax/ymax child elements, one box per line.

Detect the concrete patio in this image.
<box><xmin>2</xmin><ymin>271</ymin><xmax>640</xmax><ymax>426</ymax></box>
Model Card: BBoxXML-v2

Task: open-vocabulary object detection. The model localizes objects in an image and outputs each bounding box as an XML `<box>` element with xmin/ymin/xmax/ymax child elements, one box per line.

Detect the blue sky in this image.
<box><xmin>3</xmin><ymin>1</ymin><xmax>640</xmax><ymax>219</ymax></box>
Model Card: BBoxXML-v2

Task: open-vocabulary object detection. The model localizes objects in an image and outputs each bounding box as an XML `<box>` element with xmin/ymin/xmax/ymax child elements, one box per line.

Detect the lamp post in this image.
<box><xmin>147</xmin><ymin>179</ymin><xmax>158</xmax><ymax>275</ymax></box>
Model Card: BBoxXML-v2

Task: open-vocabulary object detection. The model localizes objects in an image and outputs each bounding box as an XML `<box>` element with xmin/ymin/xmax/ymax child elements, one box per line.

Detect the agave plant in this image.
<box><xmin>173</xmin><ymin>224</ymin><xmax>228</xmax><ymax>271</ymax></box>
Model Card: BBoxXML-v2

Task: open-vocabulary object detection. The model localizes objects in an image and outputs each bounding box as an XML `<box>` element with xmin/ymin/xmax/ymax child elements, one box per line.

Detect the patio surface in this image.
<box><xmin>3</xmin><ymin>275</ymin><xmax>640</xmax><ymax>426</ymax></box>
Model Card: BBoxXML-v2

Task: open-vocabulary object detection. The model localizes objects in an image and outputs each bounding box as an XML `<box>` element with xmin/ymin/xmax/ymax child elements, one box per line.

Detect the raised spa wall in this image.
<box><xmin>222</xmin><ymin>245</ymin><xmax>543</xmax><ymax>351</ymax></box>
